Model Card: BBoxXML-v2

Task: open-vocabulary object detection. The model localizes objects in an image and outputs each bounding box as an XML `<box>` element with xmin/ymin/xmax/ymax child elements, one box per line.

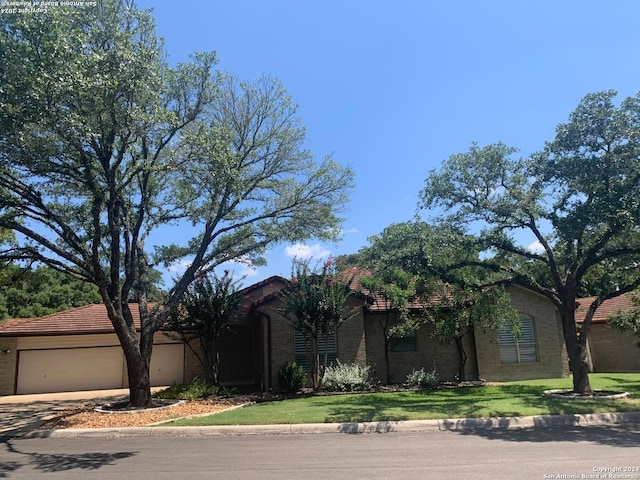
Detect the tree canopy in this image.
<box><xmin>349</xmin><ymin>220</ymin><xmax>518</xmax><ymax>382</ymax></box>
<box><xmin>420</xmin><ymin>90</ymin><xmax>640</xmax><ymax>393</ymax></box>
<box><xmin>167</xmin><ymin>271</ymin><xmax>243</xmax><ymax>385</ymax></box>
<box><xmin>0</xmin><ymin>264</ymin><xmax>102</xmax><ymax>320</ymax></box>
<box><xmin>0</xmin><ymin>1</ymin><xmax>353</xmax><ymax>405</ymax></box>
<box><xmin>279</xmin><ymin>258</ymin><xmax>358</xmax><ymax>389</ymax></box>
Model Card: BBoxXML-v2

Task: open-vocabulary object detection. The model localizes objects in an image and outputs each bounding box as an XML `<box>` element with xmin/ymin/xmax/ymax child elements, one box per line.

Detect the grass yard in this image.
<box><xmin>165</xmin><ymin>374</ymin><xmax>640</xmax><ymax>427</ymax></box>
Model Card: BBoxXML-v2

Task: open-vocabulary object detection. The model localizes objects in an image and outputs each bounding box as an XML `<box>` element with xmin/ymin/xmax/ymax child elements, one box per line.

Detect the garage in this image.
<box><xmin>0</xmin><ymin>304</ymin><xmax>190</xmax><ymax>395</ymax></box>
<box><xmin>16</xmin><ymin>346</ymin><xmax>125</xmax><ymax>394</ymax></box>
<box><xmin>15</xmin><ymin>343</ymin><xmax>185</xmax><ymax>394</ymax></box>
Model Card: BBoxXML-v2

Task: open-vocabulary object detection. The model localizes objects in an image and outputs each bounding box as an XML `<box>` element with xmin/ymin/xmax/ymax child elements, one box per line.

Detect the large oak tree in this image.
<box><xmin>420</xmin><ymin>91</ymin><xmax>640</xmax><ymax>393</ymax></box>
<box><xmin>0</xmin><ymin>1</ymin><xmax>353</xmax><ymax>406</ymax></box>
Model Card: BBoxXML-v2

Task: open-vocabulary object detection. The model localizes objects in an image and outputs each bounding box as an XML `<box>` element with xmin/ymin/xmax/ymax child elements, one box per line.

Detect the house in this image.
<box><xmin>0</xmin><ymin>274</ymin><xmax>572</xmax><ymax>395</ymax></box>
<box><xmin>576</xmin><ymin>294</ymin><xmax>640</xmax><ymax>373</ymax></box>
<box><xmin>226</xmin><ymin>275</ymin><xmax>570</xmax><ymax>390</ymax></box>
<box><xmin>0</xmin><ymin>304</ymin><xmax>198</xmax><ymax>395</ymax></box>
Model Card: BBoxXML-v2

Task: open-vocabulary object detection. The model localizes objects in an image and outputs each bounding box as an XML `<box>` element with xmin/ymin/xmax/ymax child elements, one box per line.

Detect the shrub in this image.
<box><xmin>405</xmin><ymin>366</ymin><xmax>440</xmax><ymax>389</ymax></box>
<box><xmin>322</xmin><ymin>360</ymin><xmax>372</xmax><ymax>392</ymax></box>
<box><xmin>153</xmin><ymin>378</ymin><xmax>220</xmax><ymax>400</ymax></box>
<box><xmin>278</xmin><ymin>361</ymin><xmax>306</xmax><ymax>393</ymax></box>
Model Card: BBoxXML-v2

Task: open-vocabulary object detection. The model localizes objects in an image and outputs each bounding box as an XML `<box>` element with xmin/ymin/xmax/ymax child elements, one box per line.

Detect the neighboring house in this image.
<box><xmin>0</xmin><ymin>304</ymin><xmax>195</xmax><ymax>395</ymax></box>
<box><xmin>576</xmin><ymin>294</ymin><xmax>640</xmax><ymax>373</ymax></box>
<box><xmin>0</xmin><ymin>275</ymin><xmax>576</xmax><ymax>395</ymax></box>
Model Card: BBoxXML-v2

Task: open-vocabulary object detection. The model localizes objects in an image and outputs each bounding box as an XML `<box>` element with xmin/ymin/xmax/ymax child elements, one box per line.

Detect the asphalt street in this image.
<box><xmin>2</xmin><ymin>424</ymin><xmax>640</xmax><ymax>479</ymax></box>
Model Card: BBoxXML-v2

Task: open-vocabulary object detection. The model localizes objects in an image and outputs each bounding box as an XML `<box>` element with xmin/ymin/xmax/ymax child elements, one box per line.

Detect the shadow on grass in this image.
<box><xmin>457</xmin><ymin>423</ymin><xmax>640</xmax><ymax>447</ymax></box>
<box><xmin>0</xmin><ymin>438</ymin><xmax>137</xmax><ymax>476</ymax></box>
<box><xmin>321</xmin><ymin>388</ymin><xmax>523</xmax><ymax>423</ymax></box>
<box><xmin>321</xmin><ymin>385</ymin><xmax>640</xmax><ymax>424</ymax></box>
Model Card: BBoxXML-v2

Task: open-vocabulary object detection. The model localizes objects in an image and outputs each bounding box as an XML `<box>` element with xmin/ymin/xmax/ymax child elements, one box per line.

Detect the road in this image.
<box><xmin>1</xmin><ymin>424</ymin><xmax>640</xmax><ymax>479</ymax></box>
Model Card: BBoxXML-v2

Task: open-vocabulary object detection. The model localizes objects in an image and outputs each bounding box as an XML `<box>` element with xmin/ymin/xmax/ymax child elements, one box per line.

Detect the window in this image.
<box><xmin>294</xmin><ymin>330</ymin><xmax>337</xmax><ymax>371</ymax></box>
<box><xmin>498</xmin><ymin>316</ymin><xmax>537</xmax><ymax>363</ymax></box>
<box><xmin>389</xmin><ymin>334</ymin><xmax>417</xmax><ymax>352</ymax></box>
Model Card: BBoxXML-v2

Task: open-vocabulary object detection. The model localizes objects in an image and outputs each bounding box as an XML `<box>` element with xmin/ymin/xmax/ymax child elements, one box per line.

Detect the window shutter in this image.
<box><xmin>498</xmin><ymin>317</ymin><xmax>537</xmax><ymax>363</ymax></box>
<box><xmin>294</xmin><ymin>330</ymin><xmax>337</xmax><ymax>371</ymax></box>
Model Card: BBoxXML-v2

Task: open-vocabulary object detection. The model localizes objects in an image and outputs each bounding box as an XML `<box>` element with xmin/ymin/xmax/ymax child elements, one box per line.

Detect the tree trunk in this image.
<box><xmin>568</xmin><ymin>341</ymin><xmax>592</xmax><ymax>394</ymax></box>
<box><xmin>384</xmin><ymin>337</ymin><xmax>391</xmax><ymax>384</ymax></box>
<box><xmin>125</xmin><ymin>350</ymin><xmax>153</xmax><ymax>407</ymax></box>
<box><xmin>559</xmin><ymin>301</ymin><xmax>592</xmax><ymax>394</ymax></box>
<box><xmin>311</xmin><ymin>336</ymin><xmax>320</xmax><ymax>390</ymax></box>
<box><xmin>454</xmin><ymin>335</ymin><xmax>467</xmax><ymax>382</ymax></box>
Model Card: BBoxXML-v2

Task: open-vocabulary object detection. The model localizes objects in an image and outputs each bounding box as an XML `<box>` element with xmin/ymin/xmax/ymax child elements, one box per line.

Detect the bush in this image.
<box><xmin>153</xmin><ymin>378</ymin><xmax>220</xmax><ymax>400</ymax></box>
<box><xmin>322</xmin><ymin>361</ymin><xmax>372</xmax><ymax>392</ymax></box>
<box><xmin>278</xmin><ymin>361</ymin><xmax>306</xmax><ymax>393</ymax></box>
<box><xmin>405</xmin><ymin>366</ymin><xmax>440</xmax><ymax>389</ymax></box>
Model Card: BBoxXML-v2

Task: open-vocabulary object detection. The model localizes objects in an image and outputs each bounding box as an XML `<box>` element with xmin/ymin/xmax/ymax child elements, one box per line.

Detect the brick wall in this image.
<box><xmin>0</xmin><ymin>337</ymin><xmax>18</xmax><ymax>395</ymax></box>
<box><xmin>589</xmin><ymin>324</ymin><xmax>640</xmax><ymax>372</ymax></box>
<box><xmin>475</xmin><ymin>286</ymin><xmax>569</xmax><ymax>382</ymax></box>
<box><xmin>261</xmin><ymin>297</ymin><xmax>368</xmax><ymax>391</ymax></box>
<box><xmin>183</xmin><ymin>338</ymin><xmax>205</xmax><ymax>383</ymax></box>
<box><xmin>363</xmin><ymin>315</ymin><xmax>478</xmax><ymax>383</ymax></box>
<box><xmin>265</xmin><ymin>301</ymin><xmax>295</xmax><ymax>390</ymax></box>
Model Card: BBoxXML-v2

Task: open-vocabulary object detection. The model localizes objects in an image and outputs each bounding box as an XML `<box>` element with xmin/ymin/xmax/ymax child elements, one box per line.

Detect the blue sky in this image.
<box><xmin>137</xmin><ymin>0</ymin><xmax>640</xmax><ymax>284</ymax></box>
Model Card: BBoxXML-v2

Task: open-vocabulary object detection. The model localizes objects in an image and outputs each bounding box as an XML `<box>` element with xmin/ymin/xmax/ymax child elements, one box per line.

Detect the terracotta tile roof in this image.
<box><xmin>343</xmin><ymin>267</ymin><xmax>452</xmax><ymax>312</ymax></box>
<box><xmin>575</xmin><ymin>294</ymin><xmax>639</xmax><ymax>323</ymax></box>
<box><xmin>0</xmin><ymin>304</ymin><xmax>143</xmax><ymax>336</ymax></box>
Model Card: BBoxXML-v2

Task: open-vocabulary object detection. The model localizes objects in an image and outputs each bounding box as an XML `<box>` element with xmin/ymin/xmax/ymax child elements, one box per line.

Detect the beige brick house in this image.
<box><xmin>0</xmin><ymin>275</ymin><xmax>579</xmax><ymax>395</ymax></box>
<box><xmin>231</xmin><ymin>276</ymin><xmax>571</xmax><ymax>390</ymax></box>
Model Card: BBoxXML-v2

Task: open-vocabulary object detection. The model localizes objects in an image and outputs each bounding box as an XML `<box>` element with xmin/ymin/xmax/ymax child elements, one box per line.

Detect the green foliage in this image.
<box><xmin>278</xmin><ymin>361</ymin><xmax>307</xmax><ymax>393</ymax></box>
<box><xmin>359</xmin><ymin>268</ymin><xmax>425</xmax><ymax>384</ymax></box>
<box><xmin>279</xmin><ymin>258</ymin><xmax>358</xmax><ymax>389</ymax></box>
<box><xmin>321</xmin><ymin>361</ymin><xmax>372</xmax><ymax>392</ymax></box>
<box><xmin>0</xmin><ymin>0</ymin><xmax>353</xmax><ymax>406</ymax></box>
<box><xmin>352</xmin><ymin>220</ymin><xmax>518</xmax><ymax>382</ymax></box>
<box><xmin>404</xmin><ymin>366</ymin><xmax>440</xmax><ymax>389</ymax></box>
<box><xmin>0</xmin><ymin>264</ymin><xmax>101</xmax><ymax>320</ymax></box>
<box><xmin>153</xmin><ymin>378</ymin><xmax>220</xmax><ymax>400</ymax></box>
<box><xmin>419</xmin><ymin>91</ymin><xmax>640</xmax><ymax>393</ymax></box>
<box><xmin>167</xmin><ymin>272</ymin><xmax>243</xmax><ymax>385</ymax></box>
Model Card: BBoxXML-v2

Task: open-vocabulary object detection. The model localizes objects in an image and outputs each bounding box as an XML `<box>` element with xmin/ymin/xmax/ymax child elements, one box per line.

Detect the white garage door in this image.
<box><xmin>149</xmin><ymin>343</ymin><xmax>184</xmax><ymax>386</ymax></box>
<box><xmin>17</xmin><ymin>346</ymin><xmax>124</xmax><ymax>394</ymax></box>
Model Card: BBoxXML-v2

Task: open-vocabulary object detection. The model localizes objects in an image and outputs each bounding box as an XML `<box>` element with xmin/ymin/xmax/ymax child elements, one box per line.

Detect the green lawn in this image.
<box><xmin>165</xmin><ymin>374</ymin><xmax>640</xmax><ymax>427</ymax></box>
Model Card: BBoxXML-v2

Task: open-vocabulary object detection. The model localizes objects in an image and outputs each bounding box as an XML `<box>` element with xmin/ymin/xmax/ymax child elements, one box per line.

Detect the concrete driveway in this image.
<box><xmin>0</xmin><ymin>389</ymin><xmax>135</xmax><ymax>438</ymax></box>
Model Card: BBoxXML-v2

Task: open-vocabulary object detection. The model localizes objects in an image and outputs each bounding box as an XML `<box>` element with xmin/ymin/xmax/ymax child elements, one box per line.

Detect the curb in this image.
<box><xmin>21</xmin><ymin>411</ymin><xmax>640</xmax><ymax>439</ymax></box>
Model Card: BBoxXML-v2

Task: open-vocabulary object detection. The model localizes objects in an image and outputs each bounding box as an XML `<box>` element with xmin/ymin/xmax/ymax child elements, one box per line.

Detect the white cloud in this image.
<box><xmin>167</xmin><ymin>259</ymin><xmax>192</xmax><ymax>274</ymax></box>
<box><xmin>284</xmin><ymin>243</ymin><xmax>331</xmax><ymax>260</ymax></box>
<box><xmin>527</xmin><ymin>241</ymin><xmax>545</xmax><ymax>253</ymax></box>
<box><xmin>341</xmin><ymin>227</ymin><xmax>359</xmax><ymax>235</ymax></box>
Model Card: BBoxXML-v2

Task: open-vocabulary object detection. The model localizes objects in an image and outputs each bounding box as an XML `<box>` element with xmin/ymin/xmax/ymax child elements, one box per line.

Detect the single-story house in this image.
<box><xmin>0</xmin><ymin>272</ymin><xmax>581</xmax><ymax>395</ymax></box>
<box><xmin>224</xmin><ymin>272</ymin><xmax>570</xmax><ymax>390</ymax></box>
<box><xmin>576</xmin><ymin>294</ymin><xmax>640</xmax><ymax>373</ymax></box>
